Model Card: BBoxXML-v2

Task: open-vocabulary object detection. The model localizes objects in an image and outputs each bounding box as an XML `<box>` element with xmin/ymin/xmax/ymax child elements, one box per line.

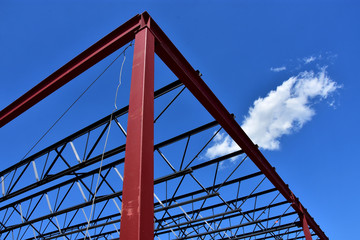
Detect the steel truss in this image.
<box><xmin>0</xmin><ymin>12</ymin><xmax>327</xmax><ymax>240</ymax></box>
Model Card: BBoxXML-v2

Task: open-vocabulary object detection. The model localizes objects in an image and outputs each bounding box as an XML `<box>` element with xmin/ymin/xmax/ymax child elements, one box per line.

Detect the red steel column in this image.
<box><xmin>149</xmin><ymin>18</ymin><xmax>328</xmax><ymax>240</ymax></box>
<box><xmin>119</xmin><ymin>25</ymin><xmax>155</xmax><ymax>240</ymax></box>
<box><xmin>300</xmin><ymin>207</ymin><xmax>313</xmax><ymax>240</ymax></box>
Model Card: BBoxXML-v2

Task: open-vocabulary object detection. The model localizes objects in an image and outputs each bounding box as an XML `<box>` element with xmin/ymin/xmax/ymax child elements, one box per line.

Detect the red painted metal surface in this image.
<box><xmin>119</xmin><ymin>24</ymin><xmax>155</xmax><ymax>240</ymax></box>
<box><xmin>0</xmin><ymin>14</ymin><xmax>142</xmax><ymax>128</ymax></box>
<box><xmin>149</xmin><ymin>17</ymin><xmax>328</xmax><ymax>240</ymax></box>
<box><xmin>0</xmin><ymin>11</ymin><xmax>328</xmax><ymax>240</ymax></box>
<box><xmin>302</xmin><ymin>210</ymin><xmax>313</xmax><ymax>240</ymax></box>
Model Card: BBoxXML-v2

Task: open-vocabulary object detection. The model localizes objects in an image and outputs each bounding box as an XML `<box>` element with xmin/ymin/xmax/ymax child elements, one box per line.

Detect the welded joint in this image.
<box><xmin>135</xmin><ymin>11</ymin><xmax>153</xmax><ymax>35</ymax></box>
<box><xmin>140</xmin><ymin>11</ymin><xmax>151</xmax><ymax>28</ymax></box>
<box><xmin>290</xmin><ymin>195</ymin><xmax>302</xmax><ymax>215</ymax></box>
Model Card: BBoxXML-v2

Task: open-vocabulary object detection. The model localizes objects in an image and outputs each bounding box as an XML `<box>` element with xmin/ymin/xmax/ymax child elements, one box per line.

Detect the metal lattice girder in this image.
<box><xmin>0</xmin><ymin>12</ymin><xmax>327</xmax><ymax>240</ymax></box>
<box><xmin>0</xmin><ymin>80</ymin><xmax>184</xmax><ymax>203</ymax></box>
<box><xmin>0</xmin><ymin>101</ymin><xmax>307</xmax><ymax>239</ymax></box>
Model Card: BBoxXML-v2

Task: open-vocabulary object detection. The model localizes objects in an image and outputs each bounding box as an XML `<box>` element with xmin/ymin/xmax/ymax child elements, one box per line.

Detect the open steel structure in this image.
<box><xmin>0</xmin><ymin>12</ymin><xmax>328</xmax><ymax>240</ymax></box>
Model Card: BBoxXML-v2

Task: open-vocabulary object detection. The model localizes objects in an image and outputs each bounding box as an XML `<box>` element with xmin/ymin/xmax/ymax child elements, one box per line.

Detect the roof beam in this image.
<box><xmin>0</xmin><ymin>14</ymin><xmax>142</xmax><ymax>127</ymax></box>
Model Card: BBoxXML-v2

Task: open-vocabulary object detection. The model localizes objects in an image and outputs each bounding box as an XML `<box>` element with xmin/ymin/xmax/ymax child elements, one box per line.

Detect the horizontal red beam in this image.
<box><xmin>0</xmin><ymin>11</ymin><xmax>327</xmax><ymax>240</ymax></box>
<box><xmin>150</xmin><ymin>16</ymin><xmax>328</xmax><ymax>240</ymax></box>
<box><xmin>0</xmin><ymin>14</ymin><xmax>142</xmax><ymax>128</ymax></box>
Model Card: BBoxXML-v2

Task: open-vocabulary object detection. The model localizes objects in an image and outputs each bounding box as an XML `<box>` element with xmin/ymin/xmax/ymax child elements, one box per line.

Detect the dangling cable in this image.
<box><xmin>20</xmin><ymin>42</ymin><xmax>133</xmax><ymax>162</ymax></box>
<box><xmin>114</xmin><ymin>51</ymin><xmax>126</xmax><ymax>110</ymax></box>
<box><xmin>83</xmin><ymin>43</ymin><xmax>130</xmax><ymax>239</ymax></box>
<box><xmin>0</xmin><ymin>43</ymin><xmax>133</xmax><ymax>234</ymax></box>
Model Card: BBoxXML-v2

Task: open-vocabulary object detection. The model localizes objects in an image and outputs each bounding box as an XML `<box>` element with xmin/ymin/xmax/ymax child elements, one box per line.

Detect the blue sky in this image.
<box><xmin>1</xmin><ymin>1</ymin><xmax>359</xmax><ymax>239</ymax></box>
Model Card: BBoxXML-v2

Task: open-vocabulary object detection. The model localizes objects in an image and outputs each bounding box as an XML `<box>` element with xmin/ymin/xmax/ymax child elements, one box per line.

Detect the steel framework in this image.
<box><xmin>0</xmin><ymin>12</ymin><xmax>328</xmax><ymax>240</ymax></box>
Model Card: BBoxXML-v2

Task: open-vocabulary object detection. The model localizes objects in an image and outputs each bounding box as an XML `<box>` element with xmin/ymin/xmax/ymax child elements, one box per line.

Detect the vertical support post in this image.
<box><xmin>292</xmin><ymin>197</ymin><xmax>312</xmax><ymax>239</ymax></box>
<box><xmin>119</xmin><ymin>24</ymin><xmax>155</xmax><ymax>240</ymax></box>
<box><xmin>301</xmin><ymin>210</ymin><xmax>313</xmax><ymax>240</ymax></box>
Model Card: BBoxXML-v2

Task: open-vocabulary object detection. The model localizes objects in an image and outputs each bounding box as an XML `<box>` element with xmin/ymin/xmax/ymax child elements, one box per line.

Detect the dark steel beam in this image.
<box><xmin>0</xmin><ymin>144</ymin><xmax>125</xmax><ymax>202</ymax></box>
<box><xmin>161</xmin><ymin>211</ymin><xmax>297</xmax><ymax>239</ymax></box>
<box><xmin>42</xmin><ymin>217</ymin><xmax>120</xmax><ymax>240</ymax></box>
<box><xmin>155</xmin><ymin>171</ymin><xmax>264</xmax><ymax>209</ymax></box>
<box><xmin>156</xmin><ymin>201</ymin><xmax>289</xmax><ymax>233</ymax></box>
<box><xmin>26</xmin><ymin>213</ymin><xmax>120</xmax><ymax>240</ymax></box>
<box><xmin>253</xmin><ymin>229</ymin><xmax>311</xmax><ymax>240</ymax></box>
<box><xmin>0</xmin><ymin>120</ymin><xmax>217</xmax><ymax>206</ymax></box>
<box><xmin>216</xmin><ymin>222</ymin><xmax>300</xmax><ymax>240</ymax></box>
<box><xmin>0</xmin><ymin>169</ymin><xmax>264</xmax><ymax>235</ymax></box>
<box><xmin>0</xmin><ymin>11</ymin><xmax>327</xmax><ymax>240</ymax></box>
<box><xmin>78</xmin><ymin>230</ymin><xmax>119</xmax><ymax>240</ymax></box>
<box><xmin>155</xmin><ymin>193</ymin><xmax>218</xmax><ymax>214</ymax></box>
<box><xmin>148</xmin><ymin>14</ymin><xmax>328</xmax><ymax>240</ymax></box>
<box><xmin>39</xmin><ymin>197</ymin><xmax>236</xmax><ymax>239</ymax></box>
<box><xmin>0</xmin><ymin>190</ymin><xmax>123</xmax><ymax>234</ymax></box>
<box><xmin>0</xmin><ymin>79</ymin><xmax>183</xmax><ymax>177</ymax></box>
<box><xmin>158</xmin><ymin>187</ymin><xmax>278</xmax><ymax>225</ymax></box>
<box><xmin>32</xmin><ymin>201</ymin><xmax>290</xmax><ymax>240</ymax></box>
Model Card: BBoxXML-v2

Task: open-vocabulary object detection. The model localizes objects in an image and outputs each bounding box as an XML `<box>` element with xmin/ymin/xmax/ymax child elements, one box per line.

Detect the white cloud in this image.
<box><xmin>205</xmin><ymin>132</ymin><xmax>240</xmax><ymax>159</ymax></box>
<box><xmin>270</xmin><ymin>66</ymin><xmax>286</xmax><ymax>72</ymax></box>
<box><xmin>205</xmin><ymin>67</ymin><xmax>340</xmax><ymax>159</ymax></box>
<box><xmin>303</xmin><ymin>56</ymin><xmax>316</xmax><ymax>64</ymax></box>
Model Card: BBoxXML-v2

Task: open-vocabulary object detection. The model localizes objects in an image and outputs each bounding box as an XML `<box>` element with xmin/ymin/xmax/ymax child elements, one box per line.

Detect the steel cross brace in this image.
<box><xmin>0</xmin><ymin>11</ymin><xmax>328</xmax><ymax>240</ymax></box>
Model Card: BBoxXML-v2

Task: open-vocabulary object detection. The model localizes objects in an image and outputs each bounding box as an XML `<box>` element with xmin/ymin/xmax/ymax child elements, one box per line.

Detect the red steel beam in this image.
<box><xmin>0</xmin><ymin>14</ymin><xmax>142</xmax><ymax>128</ymax></box>
<box><xmin>149</xmin><ymin>15</ymin><xmax>328</xmax><ymax>240</ymax></box>
<box><xmin>302</xmin><ymin>209</ymin><xmax>313</xmax><ymax>240</ymax></box>
<box><xmin>293</xmin><ymin>197</ymin><xmax>314</xmax><ymax>240</ymax></box>
<box><xmin>119</xmin><ymin>17</ymin><xmax>155</xmax><ymax>240</ymax></box>
<box><xmin>0</xmin><ymin>11</ymin><xmax>327</xmax><ymax>240</ymax></box>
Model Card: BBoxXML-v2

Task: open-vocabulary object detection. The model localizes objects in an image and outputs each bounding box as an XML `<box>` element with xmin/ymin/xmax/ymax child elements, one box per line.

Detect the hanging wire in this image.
<box><xmin>19</xmin><ymin>42</ymin><xmax>133</xmax><ymax>163</ymax></box>
<box><xmin>2</xmin><ymin>42</ymin><xmax>133</xmax><ymax>239</ymax></box>
<box><xmin>83</xmin><ymin>43</ymin><xmax>130</xmax><ymax>239</ymax></box>
<box><xmin>114</xmin><ymin>49</ymin><xmax>127</xmax><ymax>110</ymax></box>
<box><xmin>0</xmin><ymin>43</ymin><xmax>133</xmax><ymax>238</ymax></box>
<box><xmin>0</xmin><ymin>44</ymin><xmax>133</xmax><ymax>237</ymax></box>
